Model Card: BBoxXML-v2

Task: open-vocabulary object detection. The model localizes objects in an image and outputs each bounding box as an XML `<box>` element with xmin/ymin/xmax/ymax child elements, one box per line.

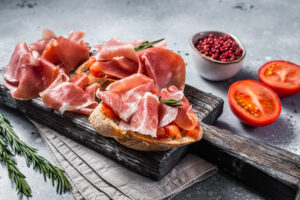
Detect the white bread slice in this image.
<box><xmin>89</xmin><ymin>103</ymin><xmax>203</xmax><ymax>151</ymax></box>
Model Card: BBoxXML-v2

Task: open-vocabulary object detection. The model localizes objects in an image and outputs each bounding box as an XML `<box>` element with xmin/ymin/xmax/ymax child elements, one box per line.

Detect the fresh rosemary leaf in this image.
<box><xmin>134</xmin><ymin>38</ymin><xmax>165</xmax><ymax>52</ymax></box>
<box><xmin>0</xmin><ymin>112</ymin><xmax>72</xmax><ymax>196</ymax></box>
<box><xmin>160</xmin><ymin>98</ymin><xmax>184</xmax><ymax>107</ymax></box>
<box><xmin>0</xmin><ymin>136</ymin><xmax>32</xmax><ymax>197</ymax></box>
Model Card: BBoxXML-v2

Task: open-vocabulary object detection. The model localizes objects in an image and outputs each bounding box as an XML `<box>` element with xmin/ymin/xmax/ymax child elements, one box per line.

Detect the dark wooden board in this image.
<box><xmin>191</xmin><ymin>124</ymin><xmax>300</xmax><ymax>200</ymax></box>
<box><xmin>1</xmin><ymin>75</ymin><xmax>300</xmax><ymax>199</ymax></box>
<box><xmin>0</xmin><ymin>80</ymin><xmax>223</xmax><ymax>180</ymax></box>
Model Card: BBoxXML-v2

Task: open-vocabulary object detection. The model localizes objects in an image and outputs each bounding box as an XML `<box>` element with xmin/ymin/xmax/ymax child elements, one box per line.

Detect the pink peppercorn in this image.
<box><xmin>196</xmin><ymin>34</ymin><xmax>243</xmax><ymax>62</ymax></box>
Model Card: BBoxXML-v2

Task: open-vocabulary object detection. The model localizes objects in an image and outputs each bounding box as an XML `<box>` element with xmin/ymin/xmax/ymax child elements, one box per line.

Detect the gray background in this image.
<box><xmin>0</xmin><ymin>0</ymin><xmax>299</xmax><ymax>199</ymax></box>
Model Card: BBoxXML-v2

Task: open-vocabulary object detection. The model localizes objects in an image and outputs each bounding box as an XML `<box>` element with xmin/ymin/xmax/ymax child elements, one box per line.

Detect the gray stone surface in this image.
<box><xmin>0</xmin><ymin>0</ymin><xmax>299</xmax><ymax>199</ymax></box>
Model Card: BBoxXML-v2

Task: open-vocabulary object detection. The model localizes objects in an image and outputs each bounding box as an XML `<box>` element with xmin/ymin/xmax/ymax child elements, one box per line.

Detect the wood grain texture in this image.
<box><xmin>0</xmin><ymin>78</ymin><xmax>223</xmax><ymax>180</ymax></box>
<box><xmin>192</xmin><ymin>124</ymin><xmax>300</xmax><ymax>200</ymax></box>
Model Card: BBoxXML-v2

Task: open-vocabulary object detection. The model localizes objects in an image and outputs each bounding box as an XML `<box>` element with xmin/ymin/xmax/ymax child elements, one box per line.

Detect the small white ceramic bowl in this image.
<box><xmin>189</xmin><ymin>31</ymin><xmax>246</xmax><ymax>81</ymax></box>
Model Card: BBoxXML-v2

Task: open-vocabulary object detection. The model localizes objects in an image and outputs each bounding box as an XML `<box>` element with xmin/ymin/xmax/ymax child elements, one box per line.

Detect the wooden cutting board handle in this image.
<box><xmin>192</xmin><ymin>123</ymin><xmax>300</xmax><ymax>200</ymax></box>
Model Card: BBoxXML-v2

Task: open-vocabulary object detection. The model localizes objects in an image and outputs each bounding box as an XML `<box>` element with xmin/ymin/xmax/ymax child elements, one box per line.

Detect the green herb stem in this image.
<box><xmin>160</xmin><ymin>98</ymin><xmax>184</xmax><ymax>107</ymax></box>
<box><xmin>0</xmin><ymin>136</ymin><xmax>32</xmax><ymax>197</ymax></box>
<box><xmin>134</xmin><ymin>38</ymin><xmax>165</xmax><ymax>52</ymax></box>
<box><xmin>0</xmin><ymin>112</ymin><xmax>72</xmax><ymax>196</ymax></box>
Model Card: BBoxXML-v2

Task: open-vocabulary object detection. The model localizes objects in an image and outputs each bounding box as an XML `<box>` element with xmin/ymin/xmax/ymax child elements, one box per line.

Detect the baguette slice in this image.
<box><xmin>75</xmin><ymin>60</ymin><xmax>115</xmax><ymax>90</ymax></box>
<box><xmin>89</xmin><ymin>103</ymin><xmax>203</xmax><ymax>151</ymax></box>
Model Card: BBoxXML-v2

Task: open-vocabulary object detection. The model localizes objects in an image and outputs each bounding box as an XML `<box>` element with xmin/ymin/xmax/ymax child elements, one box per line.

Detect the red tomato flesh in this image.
<box><xmin>228</xmin><ymin>80</ymin><xmax>281</xmax><ymax>127</ymax></box>
<box><xmin>89</xmin><ymin>61</ymin><xmax>104</xmax><ymax>77</ymax></box>
<box><xmin>165</xmin><ymin>124</ymin><xmax>182</xmax><ymax>139</ymax></box>
<box><xmin>258</xmin><ymin>60</ymin><xmax>300</xmax><ymax>97</ymax></box>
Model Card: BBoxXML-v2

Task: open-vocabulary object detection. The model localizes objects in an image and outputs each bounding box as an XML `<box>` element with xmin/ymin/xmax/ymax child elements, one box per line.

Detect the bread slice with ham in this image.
<box><xmin>89</xmin><ymin>74</ymin><xmax>203</xmax><ymax>151</ymax></box>
<box><xmin>89</xmin><ymin>103</ymin><xmax>203</xmax><ymax>151</ymax></box>
<box><xmin>76</xmin><ymin>38</ymin><xmax>186</xmax><ymax>91</ymax></box>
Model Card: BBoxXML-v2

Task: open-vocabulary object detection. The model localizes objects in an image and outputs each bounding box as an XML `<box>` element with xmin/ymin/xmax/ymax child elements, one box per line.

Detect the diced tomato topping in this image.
<box><xmin>165</xmin><ymin>124</ymin><xmax>182</xmax><ymax>139</ymax></box>
<box><xmin>90</xmin><ymin>61</ymin><xmax>104</xmax><ymax>77</ymax></box>
<box><xmin>101</xmin><ymin>103</ymin><xmax>118</xmax><ymax>120</ymax></box>
<box><xmin>187</xmin><ymin>121</ymin><xmax>200</xmax><ymax>139</ymax></box>
<box><xmin>157</xmin><ymin>127</ymin><xmax>167</xmax><ymax>139</ymax></box>
<box><xmin>86</xmin><ymin>56</ymin><xmax>96</xmax><ymax>67</ymax></box>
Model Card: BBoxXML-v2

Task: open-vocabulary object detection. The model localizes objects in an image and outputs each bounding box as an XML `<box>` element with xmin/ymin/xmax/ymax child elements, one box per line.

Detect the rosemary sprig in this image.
<box><xmin>134</xmin><ymin>38</ymin><xmax>165</xmax><ymax>52</ymax></box>
<box><xmin>159</xmin><ymin>96</ymin><xmax>184</xmax><ymax>107</ymax></box>
<box><xmin>0</xmin><ymin>112</ymin><xmax>72</xmax><ymax>196</ymax></box>
<box><xmin>0</xmin><ymin>136</ymin><xmax>32</xmax><ymax>197</ymax></box>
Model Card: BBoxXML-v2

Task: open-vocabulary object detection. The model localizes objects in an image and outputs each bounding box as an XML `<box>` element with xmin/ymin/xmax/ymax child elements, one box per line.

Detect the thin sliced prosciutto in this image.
<box><xmin>106</xmin><ymin>73</ymin><xmax>155</xmax><ymax>92</ymax></box>
<box><xmin>119</xmin><ymin>92</ymin><xmax>160</xmax><ymax>137</ymax></box>
<box><xmin>29</xmin><ymin>29</ymin><xmax>56</xmax><ymax>55</ymax></box>
<box><xmin>138</xmin><ymin>47</ymin><xmax>186</xmax><ymax>90</ymax></box>
<box><xmin>158</xmin><ymin>86</ymin><xmax>184</xmax><ymax>127</ymax></box>
<box><xmin>174</xmin><ymin>97</ymin><xmax>198</xmax><ymax>130</ymax></box>
<box><xmin>96</xmin><ymin>74</ymin><xmax>199</xmax><ymax>138</ymax></box>
<box><xmin>89</xmin><ymin>38</ymin><xmax>184</xmax><ymax>93</ymax></box>
<box><xmin>68</xmin><ymin>30</ymin><xmax>86</xmax><ymax>43</ymax></box>
<box><xmin>3</xmin><ymin>43</ymin><xmax>59</xmax><ymax>100</ymax></box>
<box><xmin>40</xmin><ymin>71</ymin><xmax>99</xmax><ymax>115</ymax></box>
<box><xmin>42</xmin><ymin>30</ymin><xmax>89</xmax><ymax>72</ymax></box>
<box><xmin>164</xmin><ymin>86</ymin><xmax>198</xmax><ymax>130</ymax></box>
<box><xmin>93</xmin><ymin>38</ymin><xmax>141</xmax><ymax>78</ymax></box>
<box><xmin>96</xmin><ymin>74</ymin><xmax>159</xmax><ymax>121</ymax></box>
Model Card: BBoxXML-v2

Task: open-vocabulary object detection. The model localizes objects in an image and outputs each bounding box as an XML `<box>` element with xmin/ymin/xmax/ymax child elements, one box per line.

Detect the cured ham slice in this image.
<box><xmin>29</xmin><ymin>29</ymin><xmax>56</xmax><ymax>55</ymax></box>
<box><xmin>165</xmin><ymin>86</ymin><xmax>198</xmax><ymax>130</ymax></box>
<box><xmin>175</xmin><ymin>99</ymin><xmax>198</xmax><ymax>130</ymax></box>
<box><xmin>94</xmin><ymin>38</ymin><xmax>141</xmax><ymax>78</ymax></box>
<box><xmin>159</xmin><ymin>86</ymin><xmax>198</xmax><ymax>130</ymax></box>
<box><xmin>68</xmin><ymin>30</ymin><xmax>85</xmax><ymax>43</ymax></box>
<box><xmin>106</xmin><ymin>73</ymin><xmax>155</xmax><ymax>92</ymax></box>
<box><xmin>40</xmin><ymin>71</ymin><xmax>99</xmax><ymax>115</ymax></box>
<box><xmin>96</xmin><ymin>74</ymin><xmax>159</xmax><ymax>121</ymax></box>
<box><xmin>42</xmin><ymin>39</ymin><xmax>60</xmax><ymax>64</ymax></box>
<box><xmin>3</xmin><ymin>43</ymin><xmax>59</xmax><ymax>100</ymax></box>
<box><xmin>54</xmin><ymin>36</ymin><xmax>90</xmax><ymax>72</ymax></box>
<box><xmin>139</xmin><ymin>47</ymin><xmax>186</xmax><ymax>90</ymax></box>
<box><xmin>29</xmin><ymin>40</ymin><xmax>51</xmax><ymax>55</ymax></box>
<box><xmin>119</xmin><ymin>92</ymin><xmax>160</xmax><ymax>137</ymax></box>
<box><xmin>41</xmin><ymin>29</ymin><xmax>57</xmax><ymax>40</ymax></box>
<box><xmin>4</xmin><ymin>42</ymin><xmax>29</xmax><ymax>84</ymax></box>
<box><xmin>70</xmin><ymin>74</ymin><xmax>89</xmax><ymax>88</ymax></box>
<box><xmin>158</xmin><ymin>86</ymin><xmax>184</xmax><ymax>127</ymax></box>
<box><xmin>42</xmin><ymin>31</ymin><xmax>89</xmax><ymax>72</ymax></box>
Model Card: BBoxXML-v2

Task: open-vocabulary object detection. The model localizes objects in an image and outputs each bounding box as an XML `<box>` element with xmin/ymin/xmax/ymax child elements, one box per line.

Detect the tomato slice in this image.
<box><xmin>258</xmin><ymin>60</ymin><xmax>300</xmax><ymax>97</ymax></box>
<box><xmin>228</xmin><ymin>80</ymin><xmax>281</xmax><ymax>127</ymax></box>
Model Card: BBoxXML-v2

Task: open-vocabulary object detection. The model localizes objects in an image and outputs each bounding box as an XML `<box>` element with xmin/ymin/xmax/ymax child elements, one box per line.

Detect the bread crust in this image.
<box><xmin>89</xmin><ymin>103</ymin><xmax>203</xmax><ymax>151</ymax></box>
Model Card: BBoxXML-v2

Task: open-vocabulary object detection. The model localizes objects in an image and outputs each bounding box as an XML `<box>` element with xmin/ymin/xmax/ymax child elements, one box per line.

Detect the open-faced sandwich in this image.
<box><xmin>89</xmin><ymin>74</ymin><xmax>203</xmax><ymax>151</ymax></box>
<box><xmin>3</xmin><ymin>29</ymin><xmax>203</xmax><ymax>151</ymax></box>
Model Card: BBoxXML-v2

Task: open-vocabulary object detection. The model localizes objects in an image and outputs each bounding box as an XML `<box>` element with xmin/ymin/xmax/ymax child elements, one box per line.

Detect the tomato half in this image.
<box><xmin>228</xmin><ymin>80</ymin><xmax>281</xmax><ymax>127</ymax></box>
<box><xmin>258</xmin><ymin>60</ymin><xmax>300</xmax><ymax>97</ymax></box>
